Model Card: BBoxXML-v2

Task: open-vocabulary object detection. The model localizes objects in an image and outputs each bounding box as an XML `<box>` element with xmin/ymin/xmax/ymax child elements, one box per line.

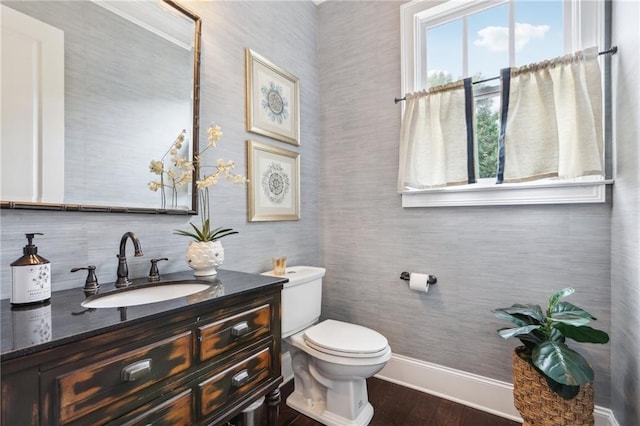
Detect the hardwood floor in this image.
<box><xmin>277</xmin><ymin>377</ymin><xmax>521</xmax><ymax>426</ymax></box>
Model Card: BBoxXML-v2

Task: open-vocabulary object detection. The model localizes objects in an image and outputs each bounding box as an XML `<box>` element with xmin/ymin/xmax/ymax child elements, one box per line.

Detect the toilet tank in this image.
<box><xmin>262</xmin><ymin>266</ymin><xmax>325</xmax><ymax>338</ymax></box>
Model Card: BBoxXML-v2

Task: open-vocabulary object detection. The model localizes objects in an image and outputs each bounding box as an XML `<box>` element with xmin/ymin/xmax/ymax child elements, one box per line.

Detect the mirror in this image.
<box><xmin>0</xmin><ymin>0</ymin><xmax>201</xmax><ymax>214</ymax></box>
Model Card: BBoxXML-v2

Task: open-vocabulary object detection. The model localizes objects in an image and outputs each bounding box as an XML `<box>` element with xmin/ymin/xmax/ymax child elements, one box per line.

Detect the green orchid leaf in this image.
<box><xmin>188</xmin><ymin>222</ymin><xmax>207</xmax><ymax>241</ymax></box>
<box><xmin>497</xmin><ymin>325</ymin><xmax>542</xmax><ymax>340</ymax></box>
<box><xmin>211</xmin><ymin>231</ymin><xmax>239</xmax><ymax>241</ymax></box>
<box><xmin>173</xmin><ymin>229</ymin><xmax>200</xmax><ymax>240</ymax></box>
<box><xmin>211</xmin><ymin>227</ymin><xmax>235</xmax><ymax>237</ymax></box>
<box><xmin>173</xmin><ymin>220</ymin><xmax>239</xmax><ymax>242</ymax></box>
<box><xmin>532</xmin><ymin>341</ymin><xmax>594</xmax><ymax>386</ymax></box>
<box><xmin>548</xmin><ymin>287</ymin><xmax>575</xmax><ymax>311</ymax></box>
<box><xmin>553</xmin><ymin>323</ymin><xmax>610</xmax><ymax>344</ymax></box>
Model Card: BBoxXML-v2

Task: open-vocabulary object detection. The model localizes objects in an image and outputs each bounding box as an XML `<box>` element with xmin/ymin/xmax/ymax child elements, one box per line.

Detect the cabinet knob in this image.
<box><xmin>231</xmin><ymin>369</ymin><xmax>250</xmax><ymax>388</ymax></box>
<box><xmin>121</xmin><ymin>359</ymin><xmax>152</xmax><ymax>382</ymax></box>
<box><xmin>231</xmin><ymin>321</ymin><xmax>250</xmax><ymax>337</ymax></box>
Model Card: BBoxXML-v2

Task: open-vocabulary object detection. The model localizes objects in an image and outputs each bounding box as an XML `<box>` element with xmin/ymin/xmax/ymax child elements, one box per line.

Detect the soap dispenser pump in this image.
<box><xmin>11</xmin><ymin>233</ymin><xmax>51</xmax><ymax>305</ymax></box>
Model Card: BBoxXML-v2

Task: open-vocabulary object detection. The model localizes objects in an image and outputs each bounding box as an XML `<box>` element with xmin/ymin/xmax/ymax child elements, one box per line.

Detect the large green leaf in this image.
<box><xmin>495</xmin><ymin>304</ymin><xmax>545</xmax><ymax>324</ymax></box>
<box><xmin>532</xmin><ymin>341</ymin><xmax>594</xmax><ymax>386</ymax></box>
<box><xmin>543</xmin><ymin>375</ymin><xmax>581</xmax><ymax>400</ymax></box>
<box><xmin>549</xmin><ymin>316</ymin><xmax>591</xmax><ymax>327</ymax></box>
<box><xmin>549</xmin><ymin>327</ymin><xmax>566</xmax><ymax>344</ymax></box>
<box><xmin>548</xmin><ymin>287</ymin><xmax>575</xmax><ymax>311</ymax></box>
<box><xmin>493</xmin><ymin>309</ymin><xmax>531</xmax><ymax>327</ymax></box>
<box><xmin>551</xmin><ymin>301</ymin><xmax>597</xmax><ymax>320</ymax></box>
<box><xmin>553</xmin><ymin>323</ymin><xmax>610</xmax><ymax>344</ymax></box>
<box><xmin>497</xmin><ymin>325</ymin><xmax>541</xmax><ymax>339</ymax></box>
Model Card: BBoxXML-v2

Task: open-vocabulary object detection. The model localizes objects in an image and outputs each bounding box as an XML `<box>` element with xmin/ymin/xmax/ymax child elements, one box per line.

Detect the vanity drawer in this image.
<box><xmin>56</xmin><ymin>331</ymin><xmax>192</xmax><ymax>424</ymax></box>
<box><xmin>198</xmin><ymin>346</ymin><xmax>272</xmax><ymax>417</ymax></box>
<box><xmin>198</xmin><ymin>304</ymin><xmax>271</xmax><ymax>362</ymax></box>
<box><xmin>108</xmin><ymin>389</ymin><xmax>194</xmax><ymax>426</ymax></box>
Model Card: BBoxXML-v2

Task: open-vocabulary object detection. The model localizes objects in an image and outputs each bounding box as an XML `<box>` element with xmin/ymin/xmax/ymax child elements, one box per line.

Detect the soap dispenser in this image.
<box><xmin>11</xmin><ymin>233</ymin><xmax>51</xmax><ymax>305</ymax></box>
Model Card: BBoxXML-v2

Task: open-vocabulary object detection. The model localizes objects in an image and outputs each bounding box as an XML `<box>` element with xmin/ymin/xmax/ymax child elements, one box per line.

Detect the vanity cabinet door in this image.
<box><xmin>0</xmin><ymin>362</ymin><xmax>39</xmax><ymax>426</ymax></box>
<box><xmin>54</xmin><ymin>331</ymin><xmax>192</xmax><ymax>424</ymax></box>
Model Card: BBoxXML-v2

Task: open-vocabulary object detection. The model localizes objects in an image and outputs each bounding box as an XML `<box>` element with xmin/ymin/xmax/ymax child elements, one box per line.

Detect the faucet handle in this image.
<box><xmin>71</xmin><ymin>265</ymin><xmax>100</xmax><ymax>295</ymax></box>
<box><xmin>148</xmin><ymin>258</ymin><xmax>169</xmax><ymax>282</ymax></box>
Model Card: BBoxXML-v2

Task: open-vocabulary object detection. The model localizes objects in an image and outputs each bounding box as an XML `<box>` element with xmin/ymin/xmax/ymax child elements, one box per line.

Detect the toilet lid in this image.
<box><xmin>303</xmin><ymin>319</ymin><xmax>389</xmax><ymax>357</ymax></box>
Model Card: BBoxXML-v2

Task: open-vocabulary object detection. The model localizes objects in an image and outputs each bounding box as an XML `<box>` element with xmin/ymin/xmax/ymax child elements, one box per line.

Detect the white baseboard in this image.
<box><xmin>375</xmin><ymin>354</ymin><xmax>618</xmax><ymax>426</ymax></box>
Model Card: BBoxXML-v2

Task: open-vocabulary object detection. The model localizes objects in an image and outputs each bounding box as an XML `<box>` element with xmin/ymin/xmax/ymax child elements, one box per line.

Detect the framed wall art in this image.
<box><xmin>247</xmin><ymin>140</ymin><xmax>300</xmax><ymax>222</ymax></box>
<box><xmin>245</xmin><ymin>48</ymin><xmax>300</xmax><ymax>146</ymax></box>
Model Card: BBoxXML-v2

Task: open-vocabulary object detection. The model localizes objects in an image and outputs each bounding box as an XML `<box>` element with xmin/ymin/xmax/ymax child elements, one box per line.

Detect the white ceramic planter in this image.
<box><xmin>185</xmin><ymin>240</ymin><xmax>224</xmax><ymax>276</ymax></box>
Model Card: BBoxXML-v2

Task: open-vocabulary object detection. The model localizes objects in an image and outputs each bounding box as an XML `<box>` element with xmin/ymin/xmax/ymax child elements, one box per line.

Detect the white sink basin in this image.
<box><xmin>81</xmin><ymin>283</ymin><xmax>210</xmax><ymax>308</ymax></box>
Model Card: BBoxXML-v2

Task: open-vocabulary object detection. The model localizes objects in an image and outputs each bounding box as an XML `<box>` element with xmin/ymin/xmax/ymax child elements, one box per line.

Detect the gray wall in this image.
<box><xmin>611</xmin><ymin>1</ymin><xmax>640</xmax><ymax>424</ymax></box>
<box><xmin>0</xmin><ymin>1</ymin><xmax>320</xmax><ymax>296</ymax></box>
<box><xmin>317</xmin><ymin>0</ymin><xmax>612</xmax><ymax>407</ymax></box>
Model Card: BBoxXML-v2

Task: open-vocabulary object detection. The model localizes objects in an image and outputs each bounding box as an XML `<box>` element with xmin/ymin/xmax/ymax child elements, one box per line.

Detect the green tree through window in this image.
<box><xmin>476</xmin><ymin>95</ymin><xmax>499</xmax><ymax>179</ymax></box>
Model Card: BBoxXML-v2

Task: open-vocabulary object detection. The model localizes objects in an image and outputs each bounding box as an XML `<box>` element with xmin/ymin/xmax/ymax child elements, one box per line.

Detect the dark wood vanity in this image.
<box><xmin>0</xmin><ymin>270</ymin><xmax>285</xmax><ymax>425</ymax></box>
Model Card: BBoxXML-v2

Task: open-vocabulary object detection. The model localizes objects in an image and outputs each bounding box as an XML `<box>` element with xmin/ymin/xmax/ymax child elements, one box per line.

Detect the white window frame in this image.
<box><xmin>400</xmin><ymin>0</ymin><xmax>612</xmax><ymax>207</ymax></box>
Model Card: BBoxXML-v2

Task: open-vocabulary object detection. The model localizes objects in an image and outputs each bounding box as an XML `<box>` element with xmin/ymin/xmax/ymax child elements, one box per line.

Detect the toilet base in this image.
<box><xmin>286</xmin><ymin>391</ymin><xmax>374</xmax><ymax>426</ymax></box>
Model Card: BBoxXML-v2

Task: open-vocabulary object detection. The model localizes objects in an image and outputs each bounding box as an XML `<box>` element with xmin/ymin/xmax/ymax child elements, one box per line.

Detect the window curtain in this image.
<box><xmin>398</xmin><ymin>79</ymin><xmax>475</xmax><ymax>191</ymax></box>
<box><xmin>498</xmin><ymin>47</ymin><xmax>603</xmax><ymax>183</ymax></box>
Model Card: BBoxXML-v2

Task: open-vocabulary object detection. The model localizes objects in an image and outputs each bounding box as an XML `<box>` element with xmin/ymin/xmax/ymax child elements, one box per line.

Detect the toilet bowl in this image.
<box><xmin>262</xmin><ymin>266</ymin><xmax>392</xmax><ymax>426</ymax></box>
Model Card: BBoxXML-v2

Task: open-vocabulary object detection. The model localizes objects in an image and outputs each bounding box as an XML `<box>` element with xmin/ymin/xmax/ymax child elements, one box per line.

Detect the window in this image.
<box><xmin>400</xmin><ymin>0</ymin><xmax>611</xmax><ymax>207</ymax></box>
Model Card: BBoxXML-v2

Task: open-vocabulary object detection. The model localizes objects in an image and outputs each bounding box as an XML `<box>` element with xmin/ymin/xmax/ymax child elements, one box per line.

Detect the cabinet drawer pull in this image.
<box><xmin>231</xmin><ymin>321</ymin><xmax>250</xmax><ymax>337</ymax></box>
<box><xmin>121</xmin><ymin>358</ymin><xmax>152</xmax><ymax>382</ymax></box>
<box><xmin>231</xmin><ymin>369</ymin><xmax>250</xmax><ymax>387</ymax></box>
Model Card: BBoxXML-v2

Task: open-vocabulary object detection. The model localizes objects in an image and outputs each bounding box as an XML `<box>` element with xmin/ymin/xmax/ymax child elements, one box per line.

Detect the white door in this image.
<box><xmin>1</xmin><ymin>5</ymin><xmax>65</xmax><ymax>204</ymax></box>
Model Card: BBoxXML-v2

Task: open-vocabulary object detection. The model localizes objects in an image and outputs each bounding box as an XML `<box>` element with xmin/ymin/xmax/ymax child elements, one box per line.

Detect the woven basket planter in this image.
<box><xmin>512</xmin><ymin>349</ymin><xmax>594</xmax><ymax>426</ymax></box>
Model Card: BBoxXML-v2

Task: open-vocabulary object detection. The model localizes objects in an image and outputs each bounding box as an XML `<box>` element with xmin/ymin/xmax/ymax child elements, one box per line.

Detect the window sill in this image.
<box><xmin>401</xmin><ymin>180</ymin><xmax>613</xmax><ymax>208</ymax></box>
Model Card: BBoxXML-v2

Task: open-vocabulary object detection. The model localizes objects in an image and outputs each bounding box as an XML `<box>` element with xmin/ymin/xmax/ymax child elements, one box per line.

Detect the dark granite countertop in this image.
<box><xmin>1</xmin><ymin>269</ymin><xmax>287</xmax><ymax>361</ymax></box>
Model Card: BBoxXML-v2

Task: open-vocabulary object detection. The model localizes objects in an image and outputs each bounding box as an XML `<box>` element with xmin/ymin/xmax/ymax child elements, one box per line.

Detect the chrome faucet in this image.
<box><xmin>115</xmin><ymin>232</ymin><xmax>143</xmax><ymax>288</ymax></box>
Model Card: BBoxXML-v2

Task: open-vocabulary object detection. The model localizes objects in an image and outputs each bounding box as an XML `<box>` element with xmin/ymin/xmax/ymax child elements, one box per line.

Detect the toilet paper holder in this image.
<box><xmin>400</xmin><ymin>272</ymin><xmax>437</xmax><ymax>285</ymax></box>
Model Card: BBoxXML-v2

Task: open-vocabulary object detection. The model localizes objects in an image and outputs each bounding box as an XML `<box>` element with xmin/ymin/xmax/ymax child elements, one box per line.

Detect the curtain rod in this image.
<box><xmin>394</xmin><ymin>46</ymin><xmax>618</xmax><ymax>104</ymax></box>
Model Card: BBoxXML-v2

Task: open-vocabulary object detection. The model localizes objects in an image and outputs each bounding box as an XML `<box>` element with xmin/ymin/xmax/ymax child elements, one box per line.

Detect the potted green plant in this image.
<box><xmin>493</xmin><ymin>287</ymin><xmax>609</xmax><ymax>425</ymax></box>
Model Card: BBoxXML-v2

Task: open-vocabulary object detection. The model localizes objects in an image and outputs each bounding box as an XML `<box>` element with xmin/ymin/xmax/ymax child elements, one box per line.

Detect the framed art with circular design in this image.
<box><xmin>245</xmin><ymin>48</ymin><xmax>300</xmax><ymax>146</ymax></box>
<box><xmin>246</xmin><ymin>140</ymin><xmax>300</xmax><ymax>221</ymax></box>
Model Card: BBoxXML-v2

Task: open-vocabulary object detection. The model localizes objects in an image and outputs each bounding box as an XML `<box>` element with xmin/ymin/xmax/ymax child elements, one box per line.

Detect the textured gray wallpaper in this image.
<box><xmin>0</xmin><ymin>1</ymin><xmax>319</xmax><ymax>295</ymax></box>
<box><xmin>610</xmin><ymin>1</ymin><xmax>640</xmax><ymax>424</ymax></box>
<box><xmin>317</xmin><ymin>1</ymin><xmax>613</xmax><ymax>407</ymax></box>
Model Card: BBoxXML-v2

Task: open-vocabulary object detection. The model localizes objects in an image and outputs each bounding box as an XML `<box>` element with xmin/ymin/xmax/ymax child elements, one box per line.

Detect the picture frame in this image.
<box><xmin>245</xmin><ymin>48</ymin><xmax>300</xmax><ymax>146</ymax></box>
<box><xmin>247</xmin><ymin>140</ymin><xmax>300</xmax><ymax>222</ymax></box>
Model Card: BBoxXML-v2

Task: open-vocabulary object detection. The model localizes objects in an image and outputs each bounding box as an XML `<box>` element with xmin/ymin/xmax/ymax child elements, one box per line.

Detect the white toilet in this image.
<box><xmin>262</xmin><ymin>266</ymin><xmax>392</xmax><ymax>426</ymax></box>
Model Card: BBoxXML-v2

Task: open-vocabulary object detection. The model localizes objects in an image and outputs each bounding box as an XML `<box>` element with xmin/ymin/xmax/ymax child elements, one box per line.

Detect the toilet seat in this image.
<box><xmin>303</xmin><ymin>319</ymin><xmax>389</xmax><ymax>359</ymax></box>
